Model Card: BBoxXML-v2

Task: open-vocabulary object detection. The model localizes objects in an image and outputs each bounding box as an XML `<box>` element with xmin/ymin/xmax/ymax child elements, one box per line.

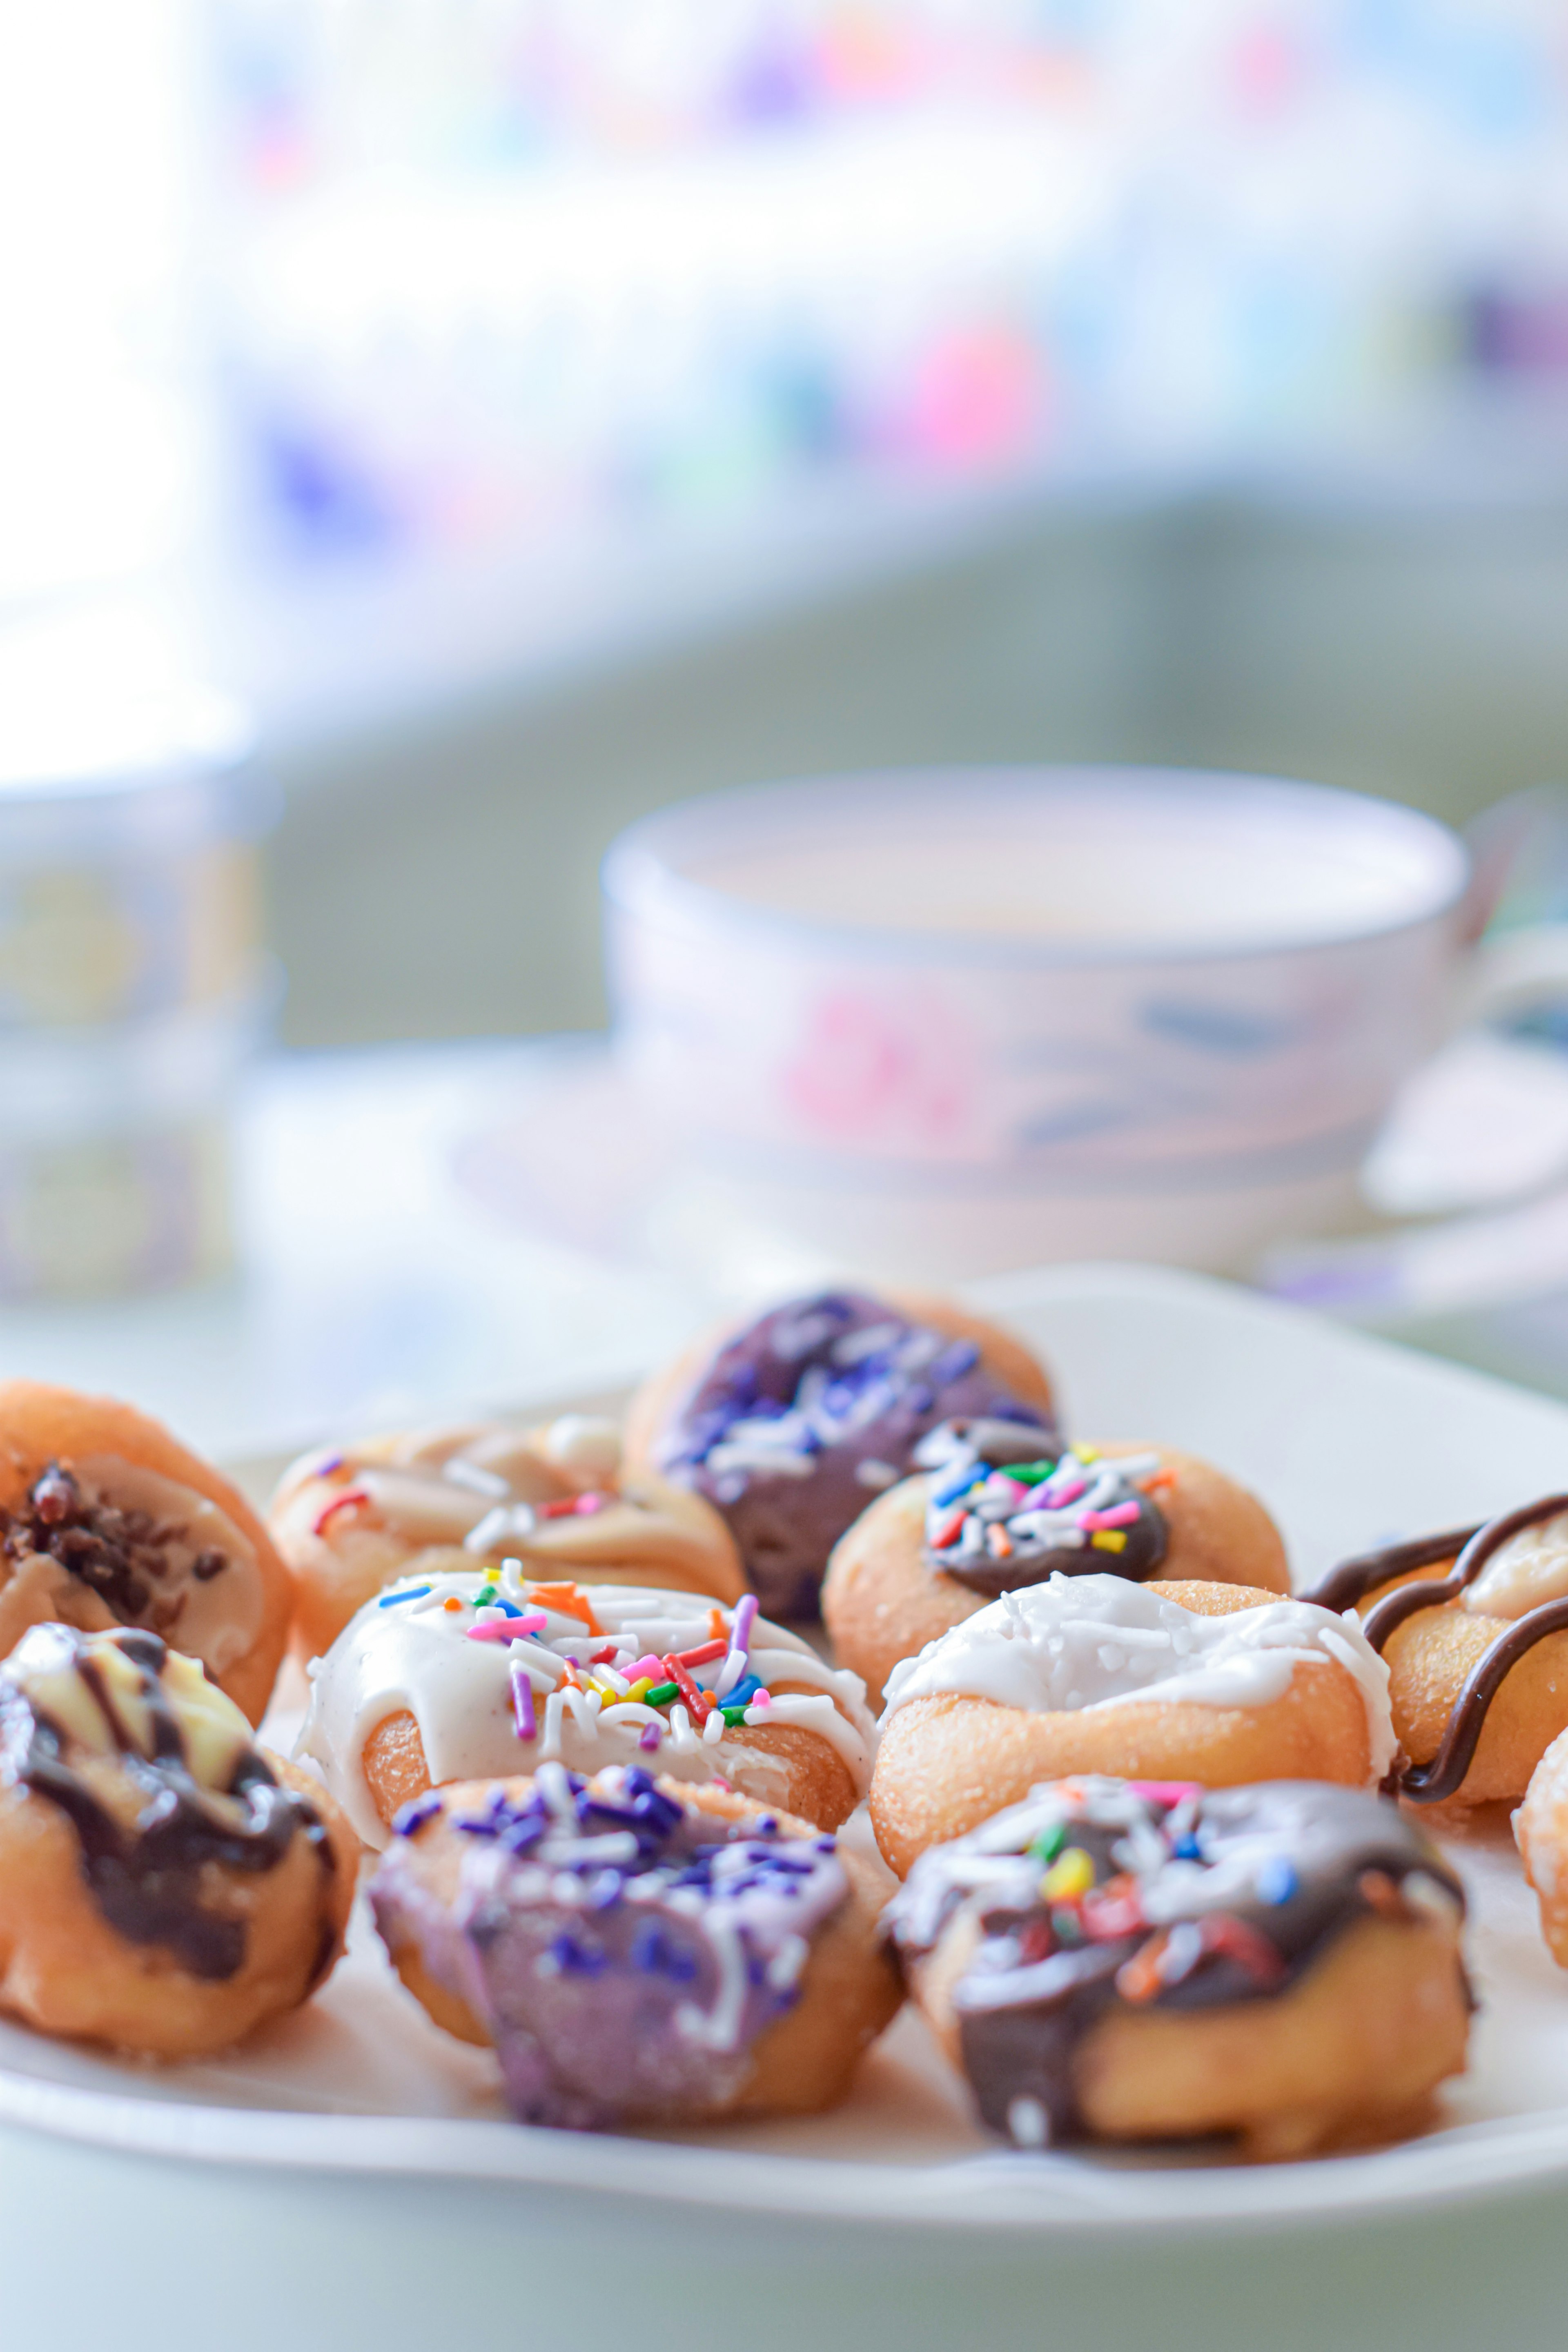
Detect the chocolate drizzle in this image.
<box><xmin>1305</xmin><ymin>1495</ymin><xmax>1568</xmax><ymax>1805</ymax></box>
<box><xmin>0</xmin><ymin>1625</ymin><xmax>334</xmax><ymax>1981</ymax></box>
<box><xmin>3</xmin><ymin>1461</ymin><xmax>228</xmax><ymax>1634</ymax></box>
<box><xmin>885</xmin><ymin>1778</ymin><xmax>1466</xmax><ymax>2148</ymax></box>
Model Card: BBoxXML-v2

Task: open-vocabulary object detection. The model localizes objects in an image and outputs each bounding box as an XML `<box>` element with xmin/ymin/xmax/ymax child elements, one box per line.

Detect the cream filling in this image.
<box><xmin>879</xmin><ymin>1572</ymin><xmax>1396</xmax><ymax>1780</ymax></box>
<box><xmin>4</xmin><ymin>1621</ymin><xmax>254</xmax><ymax>1789</ymax></box>
<box><xmin>297</xmin><ymin>1569</ymin><xmax>874</xmax><ymax>1848</ymax></box>
<box><xmin>1464</xmin><ymin>1510</ymin><xmax>1568</xmax><ymax>1621</ymax></box>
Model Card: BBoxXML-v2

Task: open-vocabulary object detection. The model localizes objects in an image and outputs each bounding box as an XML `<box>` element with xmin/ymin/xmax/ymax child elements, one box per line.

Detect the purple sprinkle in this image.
<box><xmin>511</xmin><ymin>1662</ymin><xmax>536</xmax><ymax>1741</ymax></box>
<box><xmin>639</xmin><ymin>1723</ymin><xmax>662</xmax><ymax>1753</ymax></box>
<box><xmin>393</xmin><ymin>1791</ymin><xmax>443</xmax><ymax>1836</ymax></box>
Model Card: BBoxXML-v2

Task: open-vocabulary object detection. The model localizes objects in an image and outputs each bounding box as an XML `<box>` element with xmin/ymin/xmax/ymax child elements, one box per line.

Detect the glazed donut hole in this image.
<box><xmin>886</xmin><ymin>1777</ymin><xmax>1471</xmax><ymax>2160</ymax></box>
<box><xmin>0</xmin><ymin>1622</ymin><xmax>356</xmax><ymax>2060</ymax></box>
<box><xmin>622</xmin><ymin>1287</ymin><xmax>1058</xmax><ymax>1621</ymax></box>
<box><xmin>271</xmin><ymin>1414</ymin><xmax>744</xmax><ymax>1660</ymax></box>
<box><xmin>822</xmin><ymin>1434</ymin><xmax>1289</xmax><ymax>1706</ymax></box>
<box><xmin>370</xmin><ymin>1766</ymin><xmax>902</xmax><ymax>2127</ymax></box>
<box><xmin>0</xmin><ymin>1380</ymin><xmax>294</xmax><ymax>1726</ymax></box>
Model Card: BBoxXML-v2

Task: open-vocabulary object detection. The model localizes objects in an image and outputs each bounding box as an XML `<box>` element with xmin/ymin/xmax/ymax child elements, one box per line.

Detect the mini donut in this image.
<box><xmin>884</xmin><ymin>1775</ymin><xmax>1470</xmax><ymax>2160</ymax></box>
<box><xmin>1304</xmin><ymin>1495</ymin><xmax>1568</xmax><ymax>1809</ymax></box>
<box><xmin>297</xmin><ymin>1566</ymin><xmax>876</xmax><ymax>1847</ymax></box>
<box><xmin>1516</xmin><ymin>1725</ymin><xmax>1568</xmax><ymax>1967</ymax></box>
<box><xmin>823</xmin><ymin>1422</ymin><xmax>1289</xmax><ymax>1703</ymax></box>
<box><xmin>369</xmin><ymin>1764</ymin><xmax>902</xmax><ymax>2128</ymax></box>
<box><xmin>270</xmin><ymin>1412</ymin><xmax>744</xmax><ymax>1659</ymax></box>
<box><xmin>0</xmin><ymin>1621</ymin><xmax>356</xmax><ymax>2058</ymax></box>
<box><xmin>869</xmin><ymin>1572</ymin><xmax>1394</xmax><ymax>1878</ymax></box>
<box><xmin>0</xmin><ymin>1380</ymin><xmax>294</xmax><ymax>1725</ymax></box>
<box><xmin>623</xmin><ymin>1287</ymin><xmax>1057</xmax><ymax>1620</ymax></box>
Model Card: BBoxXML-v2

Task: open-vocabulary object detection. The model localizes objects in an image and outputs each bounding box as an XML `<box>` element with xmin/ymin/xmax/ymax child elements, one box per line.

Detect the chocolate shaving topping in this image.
<box><xmin>2</xmin><ymin>1461</ymin><xmax>229</xmax><ymax>1635</ymax></box>
<box><xmin>1305</xmin><ymin>1494</ymin><xmax>1568</xmax><ymax>1805</ymax></box>
<box><xmin>0</xmin><ymin>1626</ymin><xmax>334</xmax><ymax>1981</ymax></box>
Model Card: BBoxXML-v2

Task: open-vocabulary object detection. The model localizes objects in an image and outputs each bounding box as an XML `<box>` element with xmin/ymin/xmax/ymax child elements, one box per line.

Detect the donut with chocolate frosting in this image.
<box><xmin>885</xmin><ymin>1775</ymin><xmax>1470</xmax><ymax>2160</ymax></box>
<box><xmin>370</xmin><ymin>1764</ymin><xmax>901</xmax><ymax>2128</ymax></box>
<box><xmin>0</xmin><ymin>1381</ymin><xmax>294</xmax><ymax>1725</ymax></box>
<box><xmin>1303</xmin><ymin>1495</ymin><xmax>1568</xmax><ymax>1808</ymax></box>
<box><xmin>0</xmin><ymin>1621</ymin><xmax>356</xmax><ymax>2058</ymax></box>
<box><xmin>297</xmin><ymin>1567</ymin><xmax>877</xmax><ymax>1847</ymax></box>
<box><xmin>869</xmin><ymin>1573</ymin><xmax>1395</xmax><ymax>1878</ymax></box>
<box><xmin>822</xmin><ymin>1423</ymin><xmax>1289</xmax><ymax>1704</ymax></box>
<box><xmin>270</xmin><ymin>1412</ymin><xmax>744</xmax><ymax>1659</ymax></box>
<box><xmin>624</xmin><ymin>1288</ymin><xmax>1056</xmax><ymax>1620</ymax></box>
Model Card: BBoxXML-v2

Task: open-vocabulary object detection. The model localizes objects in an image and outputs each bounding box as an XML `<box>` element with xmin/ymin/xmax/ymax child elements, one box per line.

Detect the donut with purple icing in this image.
<box><xmin>885</xmin><ymin>1774</ymin><xmax>1470</xmax><ymax>2160</ymax></box>
<box><xmin>369</xmin><ymin>1763</ymin><xmax>901</xmax><ymax>2129</ymax></box>
<box><xmin>622</xmin><ymin>1289</ymin><xmax>1057</xmax><ymax>1619</ymax></box>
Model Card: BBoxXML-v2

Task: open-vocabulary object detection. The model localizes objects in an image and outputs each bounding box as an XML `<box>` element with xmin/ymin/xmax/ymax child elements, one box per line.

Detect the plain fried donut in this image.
<box><xmin>885</xmin><ymin>1776</ymin><xmax>1470</xmax><ymax>2159</ymax></box>
<box><xmin>272</xmin><ymin>1412</ymin><xmax>744</xmax><ymax>1658</ymax></box>
<box><xmin>370</xmin><ymin>1765</ymin><xmax>902</xmax><ymax>2127</ymax></box>
<box><xmin>0</xmin><ymin>1381</ymin><xmax>294</xmax><ymax>1725</ymax></box>
<box><xmin>823</xmin><ymin>1427</ymin><xmax>1289</xmax><ymax>1704</ymax></box>
<box><xmin>1517</xmin><ymin>1724</ymin><xmax>1568</xmax><ymax>1967</ymax></box>
<box><xmin>624</xmin><ymin>1287</ymin><xmax>1057</xmax><ymax>1619</ymax></box>
<box><xmin>869</xmin><ymin>1575</ymin><xmax>1394</xmax><ymax>1878</ymax></box>
<box><xmin>1305</xmin><ymin>1496</ymin><xmax>1568</xmax><ymax>1808</ymax></box>
<box><xmin>0</xmin><ymin>1622</ymin><xmax>356</xmax><ymax>2058</ymax></box>
<box><xmin>297</xmin><ymin>1568</ymin><xmax>876</xmax><ymax>1845</ymax></box>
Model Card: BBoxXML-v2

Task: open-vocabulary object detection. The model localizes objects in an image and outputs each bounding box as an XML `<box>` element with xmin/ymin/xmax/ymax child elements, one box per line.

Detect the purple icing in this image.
<box><xmin>654</xmin><ymin>1290</ymin><xmax>1054</xmax><ymax>1617</ymax></box>
<box><xmin>369</xmin><ymin>1764</ymin><xmax>848</xmax><ymax>2129</ymax></box>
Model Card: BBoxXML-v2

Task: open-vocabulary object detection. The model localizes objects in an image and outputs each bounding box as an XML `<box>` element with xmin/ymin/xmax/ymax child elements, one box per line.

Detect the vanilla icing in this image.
<box><xmin>879</xmin><ymin>1572</ymin><xmax>1395</xmax><ymax>1778</ymax></box>
<box><xmin>298</xmin><ymin>1567</ymin><xmax>875</xmax><ymax>1846</ymax></box>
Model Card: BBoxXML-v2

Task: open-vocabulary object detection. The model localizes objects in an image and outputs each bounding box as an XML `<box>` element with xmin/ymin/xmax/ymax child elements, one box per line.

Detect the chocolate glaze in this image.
<box><xmin>1305</xmin><ymin>1496</ymin><xmax>1568</xmax><ymax>1804</ymax></box>
<box><xmin>886</xmin><ymin>1779</ymin><xmax>1466</xmax><ymax>2147</ymax></box>
<box><xmin>4</xmin><ymin>1462</ymin><xmax>228</xmax><ymax>1635</ymax></box>
<box><xmin>0</xmin><ymin>1626</ymin><xmax>334</xmax><ymax>1981</ymax></box>
<box><xmin>920</xmin><ymin>1427</ymin><xmax>1168</xmax><ymax>1599</ymax></box>
<box><xmin>657</xmin><ymin>1292</ymin><xmax>1054</xmax><ymax>1619</ymax></box>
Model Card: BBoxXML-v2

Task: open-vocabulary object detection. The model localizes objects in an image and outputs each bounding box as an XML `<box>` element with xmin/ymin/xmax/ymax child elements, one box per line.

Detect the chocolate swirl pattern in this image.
<box><xmin>0</xmin><ymin>1622</ymin><xmax>336</xmax><ymax>1980</ymax></box>
<box><xmin>1305</xmin><ymin>1496</ymin><xmax>1568</xmax><ymax>1804</ymax></box>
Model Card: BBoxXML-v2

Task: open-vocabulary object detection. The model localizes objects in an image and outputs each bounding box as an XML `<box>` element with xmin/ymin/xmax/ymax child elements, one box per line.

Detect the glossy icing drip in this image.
<box><xmin>0</xmin><ymin>1623</ymin><xmax>334</xmax><ymax>1980</ymax></box>
<box><xmin>1</xmin><ymin>1458</ymin><xmax>263</xmax><ymax>1676</ymax></box>
<box><xmin>884</xmin><ymin>1776</ymin><xmax>1464</xmax><ymax>2145</ymax></box>
<box><xmin>1305</xmin><ymin>1495</ymin><xmax>1568</xmax><ymax>1804</ymax></box>
<box><xmin>914</xmin><ymin>1422</ymin><xmax>1167</xmax><ymax>1597</ymax></box>
<box><xmin>879</xmin><ymin>1572</ymin><xmax>1396</xmax><ymax>1779</ymax></box>
<box><xmin>298</xmin><ymin>1568</ymin><xmax>876</xmax><ymax>1847</ymax></box>
<box><xmin>655</xmin><ymin>1291</ymin><xmax>1053</xmax><ymax>1617</ymax></box>
<box><xmin>370</xmin><ymin>1764</ymin><xmax>848</xmax><ymax>2127</ymax></box>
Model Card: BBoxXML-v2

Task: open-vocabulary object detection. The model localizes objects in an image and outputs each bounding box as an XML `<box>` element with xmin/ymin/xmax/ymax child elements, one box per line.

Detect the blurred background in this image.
<box><xmin>5</xmin><ymin>0</ymin><xmax>1568</xmax><ymax>1448</ymax></box>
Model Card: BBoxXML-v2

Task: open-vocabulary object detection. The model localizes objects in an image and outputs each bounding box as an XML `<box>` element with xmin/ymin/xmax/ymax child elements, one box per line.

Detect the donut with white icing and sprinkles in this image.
<box><xmin>370</xmin><ymin>1765</ymin><xmax>901</xmax><ymax>2129</ymax></box>
<box><xmin>0</xmin><ymin>1380</ymin><xmax>295</xmax><ymax>1726</ymax></box>
<box><xmin>270</xmin><ymin>1413</ymin><xmax>744</xmax><ymax>1659</ymax></box>
<box><xmin>623</xmin><ymin>1288</ymin><xmax>1057</xmax><ymax>1621</ymax></box>
<box><xmin>885</xmin><ymin>1775</ymin><xmax>1470</xmax><ymax>2160</ymax></box>
<box><xmin>0</xmin><ymin>1622</ymin><xmax>356</xmax><ymax>2058</ymax></box>
<box><xmin>822</xmin><ymin>1420</ymin><xmax>1289</xmax><ymax>1703</ymax></box>
<box><xmin>297</xmin><ymin>1568</ymin><xmax>877</xmax><ymax>1847</ymax></box>
<box><xmin>869</xmin><ymin>1572</ymin><xmax>1396</xmax><ymax>1877</ymax></box>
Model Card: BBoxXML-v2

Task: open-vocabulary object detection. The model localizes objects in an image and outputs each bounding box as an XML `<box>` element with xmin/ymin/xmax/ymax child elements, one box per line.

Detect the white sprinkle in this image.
<box><xmin>856</xmin><ymin>1459</ymin><xmax>900</xmax><ymax>1491</ymax></box>
<box><xmin>1008</xmin><ymin>2097</ymin><xmax>1049</xmax><ymax>2149</ymax></box>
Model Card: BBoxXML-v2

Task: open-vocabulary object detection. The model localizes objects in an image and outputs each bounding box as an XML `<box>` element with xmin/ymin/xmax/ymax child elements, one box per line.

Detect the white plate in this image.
<box><xmin>9</xmin><ymin>1264</ymin><xmax>1568</xmax><ymax>2350</ymax></box>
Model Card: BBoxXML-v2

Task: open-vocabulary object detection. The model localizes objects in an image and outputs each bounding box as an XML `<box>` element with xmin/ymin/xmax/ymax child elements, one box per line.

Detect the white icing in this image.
<box><xmin>298</xmin><ymin>1568</ymin><xmax>875</xmax><ymax>1847</ymax></box>
<box><xmin>880</xmin><ymin>1572</ymin><xmax>1395</xmax><ymax>1779</ymax></box>
<box><xmin>1465</xmin><ymin>1510</ymin><xmax>1568</xmax><ymax>1620</ymax></box>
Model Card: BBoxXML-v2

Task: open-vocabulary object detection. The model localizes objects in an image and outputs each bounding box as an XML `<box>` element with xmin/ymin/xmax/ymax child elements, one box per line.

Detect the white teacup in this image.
<box><xmin>602</xmin><ymin>766</ymin><xmax>1474</xmax><ymax>1280</ymax></box>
